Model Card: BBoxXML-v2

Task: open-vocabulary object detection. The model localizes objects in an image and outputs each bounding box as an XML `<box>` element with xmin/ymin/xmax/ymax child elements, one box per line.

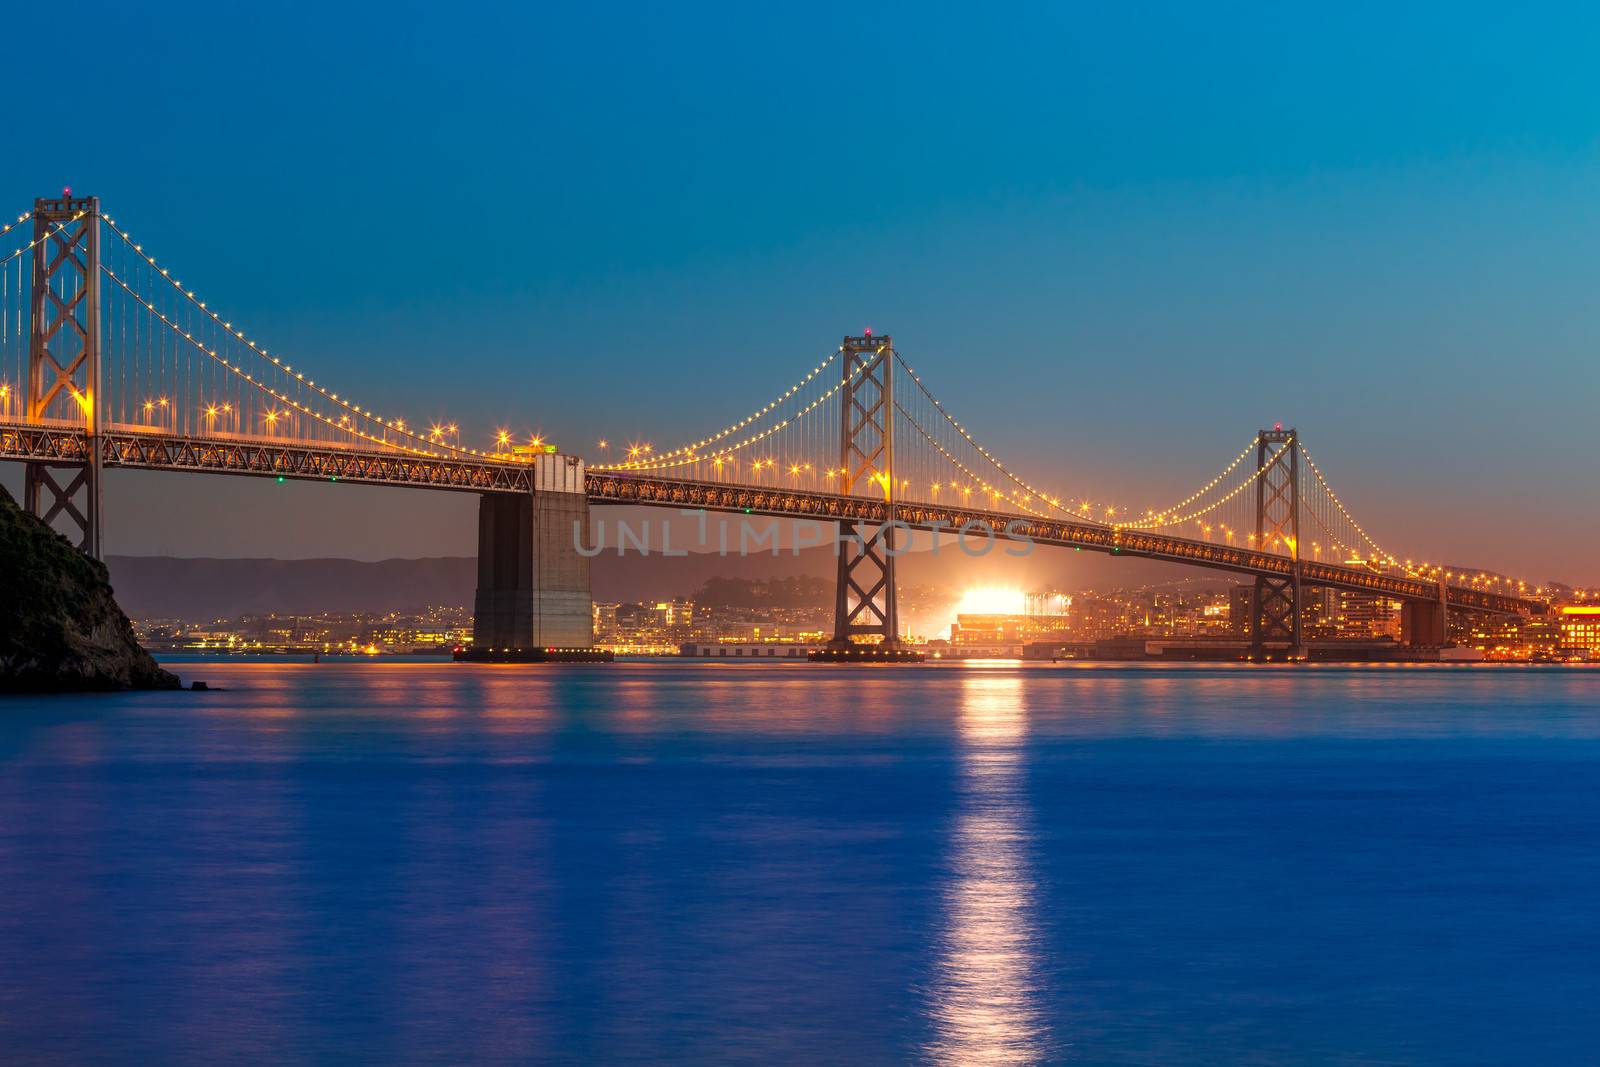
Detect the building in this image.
<box><xmin>1338</xmin><ymin>591</ymin><xmax>1402</xmax><ymax>639</ymax></box>
<box><xmin>950</xmin><ymin>605</ymin><xmax>1074</xmax><ymax>652</ymax></box>
<box><xmin>1559</xmin><ymin>606</ymin><xmax>1600</xmax><ymax>657</ymax></box>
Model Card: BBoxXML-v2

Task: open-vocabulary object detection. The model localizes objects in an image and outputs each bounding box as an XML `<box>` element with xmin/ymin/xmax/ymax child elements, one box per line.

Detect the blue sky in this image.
<box><xmin>4</xmin><ymin>2</ymin><xmax>1597</xmax><ymax>581</ymax></box>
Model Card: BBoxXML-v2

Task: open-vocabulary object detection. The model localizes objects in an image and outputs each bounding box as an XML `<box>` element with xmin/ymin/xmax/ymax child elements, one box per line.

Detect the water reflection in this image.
<box><xmin>926</xmin><ymin>668</ymin><xmax>1051</xmax><ymax>1064</ymax></box>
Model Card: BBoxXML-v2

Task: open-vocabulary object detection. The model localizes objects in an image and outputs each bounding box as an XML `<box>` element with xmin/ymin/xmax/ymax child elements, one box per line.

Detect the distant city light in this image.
<box><xmin>955</xmin><ymin>587</ymin><xmax>1026</xmax><ymax>616</ymax></box>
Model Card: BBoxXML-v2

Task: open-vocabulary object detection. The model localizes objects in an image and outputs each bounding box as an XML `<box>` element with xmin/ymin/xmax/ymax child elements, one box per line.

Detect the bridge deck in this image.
<box><xmin>0</xmin><ymin>422</ymin><xmax>1539</xmax><ymax>617</ymax></box>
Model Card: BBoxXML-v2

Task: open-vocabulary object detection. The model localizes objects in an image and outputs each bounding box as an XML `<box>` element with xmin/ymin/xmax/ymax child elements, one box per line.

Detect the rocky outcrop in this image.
<box><xmin>0</xmin><ymin>484</ymin><xmax>180</xmax><ymax>692</ymax></box>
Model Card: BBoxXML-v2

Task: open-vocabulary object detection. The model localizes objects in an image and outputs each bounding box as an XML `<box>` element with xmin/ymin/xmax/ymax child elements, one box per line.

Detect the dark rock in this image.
<box><xmin>0</xmin><ymin>484</ymin><xmax>181</xmax><ymax>692</ymax></box>
<box><xmin>190</xmin><ymin>680</ymin><xmax>209</xmax><ymax>691</ymax></box>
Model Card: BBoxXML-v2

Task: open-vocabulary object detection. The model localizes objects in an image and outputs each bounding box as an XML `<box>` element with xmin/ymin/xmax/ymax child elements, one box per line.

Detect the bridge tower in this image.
<box><xmin>816</xmin><ymin>334</ymin><xmax>918</xmax><ymax>661</ymax></box>
<box><xmin>1249</xmin><ymin>427</ymin><xmax>1304</xmax><ymax>660</ymax></box>
<box><xmin>24</xmin><ymin>195</ymin><xmax>103</xmax><ymax>557</ymax></box>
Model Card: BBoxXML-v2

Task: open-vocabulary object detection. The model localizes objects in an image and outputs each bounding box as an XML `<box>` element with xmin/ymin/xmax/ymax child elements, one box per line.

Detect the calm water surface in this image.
<box><xmin>1</xmin><ymin>661</ymin><xmax>1597</xmax><ymax>1065</ymax></box>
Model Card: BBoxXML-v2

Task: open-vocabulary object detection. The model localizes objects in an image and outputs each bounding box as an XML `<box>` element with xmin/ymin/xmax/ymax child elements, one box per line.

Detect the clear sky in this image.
<box><xmin>4</xmin><ymin>2</ymin><xmax>1597</xmax><ymax>582</ymax></box>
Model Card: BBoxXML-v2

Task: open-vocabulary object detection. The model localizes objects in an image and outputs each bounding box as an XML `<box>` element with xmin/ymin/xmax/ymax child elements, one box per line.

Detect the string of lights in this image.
<box><xmin>894</xmin><ymin>351</ymin><xmax>1094</xmax><ymax>517</ymax></box>
<box><xmin>100</xmin><ymin>265</ymin><xmax>466</xmax><ymax>460</ymax></box>
<box><xmin>1114</xmin><ymin>449</ymin><xmax>1278</xmax><ymax>532</ymax></box>
<box><xmin>634</xmin><ymin>350</ymin><xmax>842</xmax><ymax>464</ymax></box>
<box><xmin>1116</xmin><ymin>435</ymin><xmax>1263</xmax><ymax>529</ymax></box>
<box><xmin>1296</xmin><ymin>443</ymin><xmax>1414</xmax><ymax>574</ymax></box>
<box><xmin>894</xmin><ymin>350</ymin><xmax>1271</xmax><ymax>529</ymax></box>
<box><xmin>0</xmin><ymin>210</ymin><xmax>33</xmax><ymax>241</ymax></box>
<box><xmin>0</xmin><ymin>213</ymin><xmax>54</xmax><ymax>269</ymax></box>
<box><xmin>98</xmin><ymin>217</ymin><xmax>487</xmax><ymax>457</ymax></box>
<box><xmin>1298</xmin><ymin>496</ymin><xmax>1371</xmax><ymax>568</ymax></box>
<box><xmin>894</xmin><ymin>400</ymin><xmax>1054</xmax><ymax>517</ymax></box>
<box><xmin>595</xmin><ymin>359</ymin><xmax>871</xmax><ymax>472</ymax></box>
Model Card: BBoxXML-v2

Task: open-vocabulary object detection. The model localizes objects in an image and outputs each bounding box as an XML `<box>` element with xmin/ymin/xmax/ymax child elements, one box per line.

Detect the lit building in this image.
<box><xmin>1559</xmin><ymin>606</ymin><xmax>1600</xmax><ymax>656</ymax></box>
<box><xmin>1230</xmin><ymin>584</ymin><xmax>1401</xmax><ymax>641</ymax></box>
<box><xmin>949</xmin><ymin>588</ymin><xmax>1074</xmax><ymax>651</ymax></box>
<box><xmin>1337</xmin><ymin>591</ymin><xmax>1402</xmax><ymax>639</ymax></box>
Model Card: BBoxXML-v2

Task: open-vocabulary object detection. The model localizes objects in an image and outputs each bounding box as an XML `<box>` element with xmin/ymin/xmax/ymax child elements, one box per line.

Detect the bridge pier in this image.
<box><xmin>1400</xmin><ymin>600</ymin><xmax>1447</xmax><ymax>647</ymax></box>
<box><xmin>470</xmin><ymin>454</ymin><xmax>593</xmax><ymax>654</ymax></box>
<box><xmin>1248</xmin><ymin>574</ymin><xmax>1305</xmax><ymax>661</ymax></box>
<box><xmin>1401</xmin><ymin>574</ymin><xmax>1452</xmax><ymax>648</ymax></box>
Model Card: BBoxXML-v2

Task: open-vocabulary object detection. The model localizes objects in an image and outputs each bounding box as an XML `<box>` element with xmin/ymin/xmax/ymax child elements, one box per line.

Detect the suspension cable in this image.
<box><xmin>894</xmin><ymin>351</ymin><xmax>1093</xmax><ymax>517</ymax></box>
<box><xmin>1296</xmin><ymin>443</ymin><xmax>1417</xmax><ymax>574</ymax></box>
<box><xmin>99</xmin><ymin>216</ymin><xmax>486</xmax><ymax>458</ymax></box>
<box><xmin>595</xmin><ymin>361</ymin><xmax>867</xmax><ymax>471</ymax></box>
<box><xmin>101</xmin><ymin>264</ymin><xmax>461</xmax><ymax>459</ymax></box>
<box><xmin>1116</xmin><ymin>435</ymin><xmax>1262</xmax><ymax>529</ymax></box>
<box><xmin>894</xmin><ymin>399</ymin><xmax>1056</xmax><ymax>518</ymax></box>
<box><xmin>633</xmin><ymin>350</ymin><xmax>842</xmax><ymax>464</ymax></box>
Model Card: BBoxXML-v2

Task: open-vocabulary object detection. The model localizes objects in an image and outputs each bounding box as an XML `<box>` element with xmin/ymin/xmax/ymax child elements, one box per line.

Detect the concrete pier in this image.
<box><xmin>1401</xmin><ymin>600</ymin><xmax>1447</xmax><ymax>647</ymax></box>
<box><xmin>472</xmin><ymin>454</ymin><xmax>593</xmax><ymax>651</ymax></box>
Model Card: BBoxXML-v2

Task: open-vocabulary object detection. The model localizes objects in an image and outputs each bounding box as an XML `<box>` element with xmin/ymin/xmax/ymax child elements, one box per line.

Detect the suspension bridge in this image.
<box><xmin>0</xmin><ymin>195</ymin><xmax>1545</xmax><ymax>660</ymax></box>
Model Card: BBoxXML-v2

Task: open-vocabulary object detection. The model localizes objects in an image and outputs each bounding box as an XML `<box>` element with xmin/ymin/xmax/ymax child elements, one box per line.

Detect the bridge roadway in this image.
<box><xmin>0</xmin><ymin>421</ymin><xmax>1540</xmax><ymax>618</ymax></box>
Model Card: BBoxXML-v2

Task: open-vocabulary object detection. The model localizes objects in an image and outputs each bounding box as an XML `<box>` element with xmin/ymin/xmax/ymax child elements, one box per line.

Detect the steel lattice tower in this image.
<box><xmin>828</xmin><ymin>334</ymin><xmax>903</xmax><ymax>648</ymax></box>
<box><xmin>1249</xmin><ymin>427</ymin><xmax>1303</xmax><ymax>659</ymax></box>
<box><xmin>25</xmin><ymin>195</ymin><xmax>103</xmax><ymax>557</ymax></box>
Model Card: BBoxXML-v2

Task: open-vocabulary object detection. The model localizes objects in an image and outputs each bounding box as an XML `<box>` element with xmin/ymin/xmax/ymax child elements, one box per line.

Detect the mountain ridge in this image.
<box><xmin>106</xmin><ymin>545</ymin><xmax>1198</xmax><ymax>620</ymax></box>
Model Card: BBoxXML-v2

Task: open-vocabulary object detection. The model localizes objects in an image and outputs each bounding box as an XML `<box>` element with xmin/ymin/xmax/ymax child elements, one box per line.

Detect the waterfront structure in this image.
<box><xmin>1558</xmin><ymin>606</ymin><xmax>1600</xmax><ymax>657</ymax></box>
<box><xmin>950</xmin><ymin>599</ymin><xmax>1075</xmax><ymax>656</ymax></box>
<box><xmin>680</xmin><ymin>642</ymin><xmax>816</xmax><ymax>659</ymax></box>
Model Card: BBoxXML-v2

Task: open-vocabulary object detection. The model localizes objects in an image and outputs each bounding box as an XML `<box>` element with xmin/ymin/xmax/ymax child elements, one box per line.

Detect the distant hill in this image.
<box><xmin>106</xmin><ymin>541</ymin><xmax>1203</xmax><ymax>621</ymax></box>
<box><xmin>105</xmin><ymin>556</ymin><xmax>478</xmax><ymax>620</ymax></box>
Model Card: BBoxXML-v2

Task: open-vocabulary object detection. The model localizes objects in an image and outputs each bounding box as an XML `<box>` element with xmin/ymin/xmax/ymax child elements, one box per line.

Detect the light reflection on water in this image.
<box><xmin>927</xmin><ymin>669</ymin><xmax>1050</xmax><ymax>1065</ymax></box>
<box><xmin>2</xmin><ymin>661</ymin><xmax>1599</xmax><ymax>1064</ymax></box>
